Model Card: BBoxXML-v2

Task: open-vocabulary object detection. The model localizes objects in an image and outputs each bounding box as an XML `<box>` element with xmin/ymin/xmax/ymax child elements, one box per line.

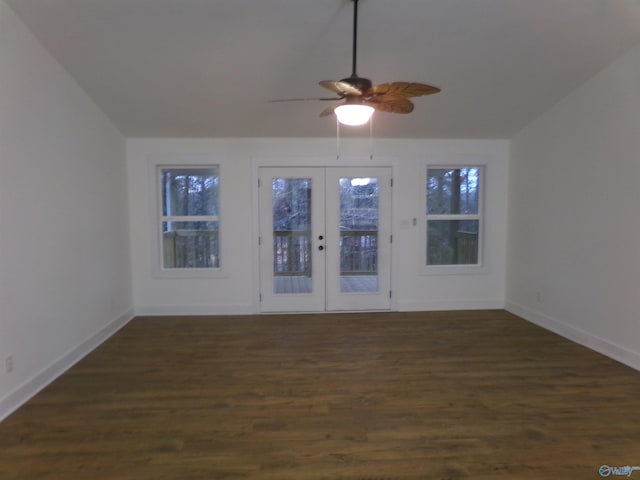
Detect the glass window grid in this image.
<box><xmin>159</xmin><ymin>166</ymin><xmax>220</xmax><ymax>270</ymax></box>
<box><xmin>425</xmin><ymin>166</ymin><xmax>483</xmax><ymax>268</ymax></box>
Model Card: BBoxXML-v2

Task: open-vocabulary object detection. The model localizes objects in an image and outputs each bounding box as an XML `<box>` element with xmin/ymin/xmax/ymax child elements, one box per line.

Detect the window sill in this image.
<box><xmin>422</xmin><ymin>264</ymin><xmax>488</xmax><ymax>276</ymax></box>
<box><xmin>154</xmin><ymin>268</ymin><xmax>228</xmax><ymax>279</ymax></box>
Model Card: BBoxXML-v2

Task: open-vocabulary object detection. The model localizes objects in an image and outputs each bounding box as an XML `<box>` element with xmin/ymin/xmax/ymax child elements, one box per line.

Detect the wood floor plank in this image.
<box><xmin>1</xmin><ymin>310</ymin><xmax>640</xmax><ymax>479</ymax></box>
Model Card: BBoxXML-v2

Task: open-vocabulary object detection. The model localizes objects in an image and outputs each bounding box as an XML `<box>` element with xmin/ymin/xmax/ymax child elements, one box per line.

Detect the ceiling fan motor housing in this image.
<box><xmin>341</xmin><ymin>75</ymin><xmax>372</xmax><ymax>95</ymax></box>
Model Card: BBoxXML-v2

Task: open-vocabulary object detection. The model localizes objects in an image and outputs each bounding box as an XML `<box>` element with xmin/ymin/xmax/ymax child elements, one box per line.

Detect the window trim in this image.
<box><xmin>154</xmin><ymin>163</ymin><xmax>226</xmax><ymax>279</ymax></box>
<box><xmin>422</xmin><ymin>165</ymin><xmax>487</xmax><ymax>275</ymax></box>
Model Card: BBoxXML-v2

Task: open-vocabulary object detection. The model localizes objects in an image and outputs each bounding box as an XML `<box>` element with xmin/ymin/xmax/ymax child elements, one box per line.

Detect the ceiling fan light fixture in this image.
<box><xmin>335</xmin><ymin>104</ymin><xmax>374</xmax><ymax>126</ymax></box>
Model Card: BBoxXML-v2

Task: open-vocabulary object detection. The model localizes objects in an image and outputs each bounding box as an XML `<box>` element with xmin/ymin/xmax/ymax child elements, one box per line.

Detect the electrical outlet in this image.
<box><xmin>5</xmin><ymin>355</ymin><xmax>13</xmax><ymax>374</ymax></box>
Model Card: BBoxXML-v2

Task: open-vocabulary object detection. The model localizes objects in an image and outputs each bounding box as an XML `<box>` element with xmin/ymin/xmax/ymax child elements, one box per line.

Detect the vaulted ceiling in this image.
<box><xmin>7</xmin><ymin>0</ymin><xmax>640</xmax><ymax>138</ymax></box>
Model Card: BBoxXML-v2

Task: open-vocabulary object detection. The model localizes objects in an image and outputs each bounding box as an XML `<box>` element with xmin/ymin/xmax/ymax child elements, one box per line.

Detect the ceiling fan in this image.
<box><xmin>272</xmin><ymin>0</ymin><xmax>441</xmax><ymax>126</ymax></box>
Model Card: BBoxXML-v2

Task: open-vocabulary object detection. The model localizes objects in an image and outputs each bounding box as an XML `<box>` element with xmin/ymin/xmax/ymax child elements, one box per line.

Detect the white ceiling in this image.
<box><xmin>7</xmin><ymin>0</ymin><xmax>640</xmax><ymax>138</ymax></box>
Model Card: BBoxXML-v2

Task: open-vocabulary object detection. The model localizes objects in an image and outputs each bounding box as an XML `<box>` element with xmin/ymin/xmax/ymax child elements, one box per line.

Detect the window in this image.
<box><xmin>426</xmin><ymin>167</ymin><xmax>482</xmax><ymax>267</ymax></box>
<box><xmin>160</xmin><ymin>166</ymin><xmax>220</xmax><ymax>269</ymax></box>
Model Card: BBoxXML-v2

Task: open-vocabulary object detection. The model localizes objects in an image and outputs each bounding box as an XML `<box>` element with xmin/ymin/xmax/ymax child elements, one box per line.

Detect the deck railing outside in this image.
<box><xmin>455</xmin><ymin>231</ymin><xmax>479</xmax><ymax>264</ymax></box>
<box><xmin>273</xmin><ymin>231</ymin><xmax>311</xmax><ymax>276</ymax></box>
<box><xmin>339</xmin><ymin>230</ymin><xmax>378</xmax><ymax>275</ymax></box>
<box><xmin>273</xmin><ymin>230</ymin><xmax>378</xmax><ymax>276</ymax></box>
<box><xmin>162</xmin><ymin>229</ymin><xmax>477</xmax><ymax>272</ymax></box>
<box><xmin>163</xmin><ymin>230</ymin><xmax>219</xmax><ymax>268</ymax></box>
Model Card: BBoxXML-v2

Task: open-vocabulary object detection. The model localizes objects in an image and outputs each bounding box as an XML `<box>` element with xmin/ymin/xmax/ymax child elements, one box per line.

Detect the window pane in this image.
<box><xmin>162</xmin><ymin>221</ymin><xmax>219</xmax><ymax>268</ymax></box>
<box><xmin>427</xmin><ymin>168</ymin><xmax>480</xmax><ymax>215</ymax></box>
<box><xmin>427</xmin><ymin>220</ymin><xmax>479</xmax><ymax>265</ymax></box>
<box><xmin>162</xmin><ymin>167</ymin><xmax>219</xmax><ymax>217</ymax></box>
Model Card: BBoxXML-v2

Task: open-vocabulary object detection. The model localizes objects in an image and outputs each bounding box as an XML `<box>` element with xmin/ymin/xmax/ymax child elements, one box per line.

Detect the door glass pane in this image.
<box><xmin>339</xmin><ymin>177</ymin><xmax>379</xmax><ymax>293</ymax></box>
<box><xmin>272</xmin><ymin>178</ymin><xmax>313</xmax><ymax>294</ymax></box>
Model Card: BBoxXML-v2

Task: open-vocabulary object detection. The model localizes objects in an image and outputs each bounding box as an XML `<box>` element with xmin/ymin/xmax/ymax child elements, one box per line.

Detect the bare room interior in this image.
<box><xmin>1</xmin><ymin>1</ymin><xmax>640</xmax><ymax>478</ymax></box>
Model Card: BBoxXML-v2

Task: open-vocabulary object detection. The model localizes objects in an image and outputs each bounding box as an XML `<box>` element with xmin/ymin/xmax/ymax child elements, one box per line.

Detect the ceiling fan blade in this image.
<box><xmin>269</xmin><ymin>96</ymin><xmax>341</xmax><ymax>102</ymax></box>
<box><xmin>319</xmin><ymin>80</ymin><xmax>363</xmax><ymax>96</ymax></box>
<box><xmin>366</xmin><ymin>82</ymin><xmax>440</xmax><ymax>98</ymax></box>
<box><xmin>319</xmin><ymin>101</ymin><xmax>345</xmax><ymax>117</ymax></box>
<box><xmin>365</xmin><ymin>95</ymin><xmax>414</xmax><ymax>114</ymax></box>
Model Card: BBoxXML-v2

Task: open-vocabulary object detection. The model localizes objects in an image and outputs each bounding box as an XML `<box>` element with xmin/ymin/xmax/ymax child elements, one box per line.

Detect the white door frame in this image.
<box><xmin>258</xmin><ymin>166</ymin><xmax>392</xmax><ymax>313</ymax></box>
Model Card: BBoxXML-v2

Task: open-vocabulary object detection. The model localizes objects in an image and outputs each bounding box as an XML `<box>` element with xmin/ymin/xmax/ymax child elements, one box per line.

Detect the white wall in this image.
<box><xmin>127</xmin><ymin>137</ymin><xmax>508</xmax><ymax>314</ymax></box>
<box><xmin>0</xmin><ymin>1</ymin><xmax>133</xmax><ymax>420</ymax></box>
<box><xmin>507</xmin><ymin>42</ymin><xmax>640</xmax><ymax>370</ymax></box>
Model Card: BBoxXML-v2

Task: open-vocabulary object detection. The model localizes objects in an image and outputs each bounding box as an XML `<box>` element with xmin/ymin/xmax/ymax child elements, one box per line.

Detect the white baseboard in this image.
<box><xmin>397</xmin><ymin>298</ymin><xmax>505</xmax><ymax>312</ymax></box>
<box><xmin>506</xmin><ymin>300</ymin><xmax>640</xmax><ymax>372</ymax></box>
<box><xmin>137</xmin><ymin>301</ymin><xmax>506</xmax><ymax>316</ymax></box>
<box><xmin>0</xmin><ymin>308</ymin><xmax>135</xmax><ymax>423</ymax></box>
<box><xmin>134</xmin><ymin>304</ymin><xmax>254</xmax><ymax>316</ymax></box>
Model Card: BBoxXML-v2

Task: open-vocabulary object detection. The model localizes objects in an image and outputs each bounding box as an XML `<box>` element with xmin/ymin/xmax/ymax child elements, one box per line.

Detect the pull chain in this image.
<box><xmin>335</xmin><ymin>111</ymin><xmax>374</xmax><ymax>160</ymax></box>
<box><xmin>369</xmin><ymin>114</ymin><xmax>374</xmax><ymax>160</ymax></box>
<box><xmin>336</xmin><ymin>116</ymin><xmax>341</xmax><ymax>160</ymax></box>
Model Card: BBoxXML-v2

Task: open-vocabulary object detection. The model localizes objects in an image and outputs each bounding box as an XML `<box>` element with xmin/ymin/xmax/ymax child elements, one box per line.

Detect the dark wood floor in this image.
<box><xmin>1</xmin><ymin>310</ymin><xmax>640</xmax><ymax>479</ymax></box>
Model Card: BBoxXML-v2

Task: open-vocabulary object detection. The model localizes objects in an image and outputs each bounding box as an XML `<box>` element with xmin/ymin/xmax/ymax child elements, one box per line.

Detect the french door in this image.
<box><xmin>258</xmin><ymin>167</ymin><xmax>392</xmax><ymax>312</ymax></box>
